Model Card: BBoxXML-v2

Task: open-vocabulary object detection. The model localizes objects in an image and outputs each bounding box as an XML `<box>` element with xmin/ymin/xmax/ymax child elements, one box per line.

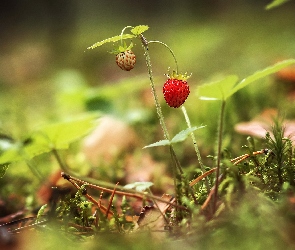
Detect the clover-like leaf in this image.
<box><xmin>131</xmin><ymin>25</ymin><xmax>149</xmax><ymax>35</ymax></box>
<box><xmin>124</xmin><ymin>181</ymin><xmax>154</xmax><ymax>192</ymax></box>
<box><xmin>87</xmin><ymin>34</ymin><xmax>135</xmax><ymax>50</ymax></box>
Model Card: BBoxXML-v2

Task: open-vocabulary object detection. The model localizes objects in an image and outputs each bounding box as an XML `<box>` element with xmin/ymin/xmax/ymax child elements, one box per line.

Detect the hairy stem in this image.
<box><xmin>181</xmin><ymin>106</ymin><xmax>210</xmax><ymax>191</ymax></box>
<box><xmin>141</xmin><ymin>41</ymin><xmax>170</xmax><ymax>140</ymax></box>
<box><xmin>140</xmin><ymin>35</ymin><xmax>185</xmax><ymax>210</ymax></box>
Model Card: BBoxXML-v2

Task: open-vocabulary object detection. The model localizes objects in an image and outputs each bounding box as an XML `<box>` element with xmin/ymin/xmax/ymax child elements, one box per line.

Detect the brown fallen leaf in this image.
<box><xmin>136</xmin><ymin>194</ymin><xmax>173</xmax><ymax>231</ymax></box>
<box><xmin>234</xmin><ymin>109</ymin><xmax>295</xmax><ymax>144</ymax></box>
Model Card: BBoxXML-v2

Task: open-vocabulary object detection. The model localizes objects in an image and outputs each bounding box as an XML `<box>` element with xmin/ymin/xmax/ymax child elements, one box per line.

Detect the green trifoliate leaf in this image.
<box><xmin>87</xmin><ymin>34</ymin><xmax>135</xmax><ymax>50</ymax></box>
<box><xmin>131</xmin><ymin>25</ymin><xmax>149</xmax><ymax>35</ymax></box>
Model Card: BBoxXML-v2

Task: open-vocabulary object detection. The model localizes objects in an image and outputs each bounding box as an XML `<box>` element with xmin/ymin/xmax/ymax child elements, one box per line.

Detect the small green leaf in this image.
<box><xmin>197</xmin><ymin>75</ymin><xmax>238</xmax><ymax>101</ymax></box>
<box><xmin>124</xmin><ymin>181</ymin><xmax>154</xmax><ymax>192</ymax></box>
<box><xmin>171</xmin><ymin>126</ymin><xmax>205</xmax><ymax>144</ymax></box>
<box><xmin>144</xmin><ymin>126</ymin><xmax>205</xmax><ymax>148</ymax></box>
<box><xmin>266</xmin><ymin>0</ymin><xmax>290</xmax><ymax>9</ymax></box>
<box><xmin>131</xmin><ymin>25</ymin><xmax>149</xmax><ymax>35</ymax></box>
<box><xmin>143</xmin><ymin>139</ymin><xmax>171</xmax><ymax>148</ymax></box>
<box><xmin>36</xmin><ymin>204</ymin><xmax>47</xmax><ymax>222</ymax></box>
<box><xmin>87</xmin><ymin>34</ymin><xmax>135</xmax><ymax>50</ymax></box>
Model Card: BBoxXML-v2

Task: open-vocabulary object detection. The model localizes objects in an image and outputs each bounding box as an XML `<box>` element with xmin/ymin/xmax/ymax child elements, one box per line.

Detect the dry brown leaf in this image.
<box><xmin>136</xmin><ymin>194</ymin><xmax>173</xmax><ymax>231</ymax></box>
<box><xmin>234</xmin><ymin>109</ymin><xmax>295</xmax><ymax>144</ymax></box>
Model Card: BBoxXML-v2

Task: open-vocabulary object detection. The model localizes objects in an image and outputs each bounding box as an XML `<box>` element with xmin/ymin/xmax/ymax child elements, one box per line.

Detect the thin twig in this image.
<box><xmin>189</xmin><ymin>168</ymin><xmax>217</xmax><ymax>187</ymax></box>
<box><xmin>201</xmin><ymin>174</ymin><xmax>223</xmax><ymax>212</ymax></box>
<box><xmin>105</xmin><ymin>182</ymin><xmax>118</xmax><ymax>219</ymax></box>
<box><xmin>61</xmin><ymin>172</ymin><xmax>189</xmax><ymax>211</ymax></box>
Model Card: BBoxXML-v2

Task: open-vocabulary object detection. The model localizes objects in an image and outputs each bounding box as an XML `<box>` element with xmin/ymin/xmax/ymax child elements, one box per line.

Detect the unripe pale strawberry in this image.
<box><xmin>116</xmin><ymin>50</ymin><xmax>136</xmax><ymax>71</ymax></box>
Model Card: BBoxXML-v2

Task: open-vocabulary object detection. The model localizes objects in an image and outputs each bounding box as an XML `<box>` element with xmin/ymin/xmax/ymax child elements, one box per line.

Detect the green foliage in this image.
<box><xmin>143</xmin><ymin>126</ymin><xmax>205</xmax><ymax>148</ymax></box>
<box><xmin>36</xmin><ymin>204</ymin><xmax>48</xmax><ymax>222</ymax></box>
<box><xmin>197</xmin><ymin>59</ymin><xmax>295</xmax><ymax>101</ymax></box>
<box><xmin>87</xmin><ymin>25</ymin><xmax>149</xmax><ymax>50</ymax></box>
<box><xmin>131</xmin><ymin>25</ymin><xmax>149</xmax><ymax>35</ymax></box>
<box><xmin>0</xmin><ymin>114</ymin><xmax>98</xmax><ymax>176</ymax></box>
<box><xmin>87</xmin><ymin>34</ymin><xmax>135</xmax><ymax>50</ymax></box>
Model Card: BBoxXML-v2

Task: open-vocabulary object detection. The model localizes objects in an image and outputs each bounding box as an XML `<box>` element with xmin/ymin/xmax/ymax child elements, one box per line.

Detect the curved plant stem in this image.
<box><xmin>120</xmin><ymin>26</ymin><xmax>134</xmax><ymax>46</ymax></box>
<box><xmin>148</xmin><ymin>40</ymin><xmax>179</xmax><ymax>73</ymax></box>
<box><xmin>213</xmin><ymin>100</ymin><xmax>226</xmax><ymax>213</ymax></box>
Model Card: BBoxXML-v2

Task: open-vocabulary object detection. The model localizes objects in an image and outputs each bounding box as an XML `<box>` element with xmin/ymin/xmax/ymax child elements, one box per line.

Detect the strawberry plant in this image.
<box><xmin>1</xmin><ymin>4</ymin><xmax>295</xmax><ymax>248</ymax></box>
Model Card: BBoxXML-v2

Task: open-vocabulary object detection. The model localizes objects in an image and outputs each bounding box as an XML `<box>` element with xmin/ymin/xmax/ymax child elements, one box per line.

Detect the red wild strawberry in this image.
<box><xmin>116</xmin><ymin>50</ymin><xmax>136</xmax><ymax>71</ymax></box>
<box><xmin>163</xmin><ymin>71</ymin><xmax>191</xmax><ymax>108</ymax></box>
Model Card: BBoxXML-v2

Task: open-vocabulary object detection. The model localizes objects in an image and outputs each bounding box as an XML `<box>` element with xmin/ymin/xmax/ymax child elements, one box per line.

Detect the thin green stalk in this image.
<box><xmin>141</xmin><ymin>42</ymin><xmax>170</xmax><ymax>141</ymax></box>
<box><xmin>213</xmin><ymin>100</ymin><xmax>226</xmax><ymax>213</ymax></box>
<box><xmin>120</xmin><ymin>26</ymin><xmax>133</xmax><ymax>46</ymax></box>
<box><xmin>181</xmin><ymin>106</ymin><xmax>210</xmax><ymax>192</ymax></box>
